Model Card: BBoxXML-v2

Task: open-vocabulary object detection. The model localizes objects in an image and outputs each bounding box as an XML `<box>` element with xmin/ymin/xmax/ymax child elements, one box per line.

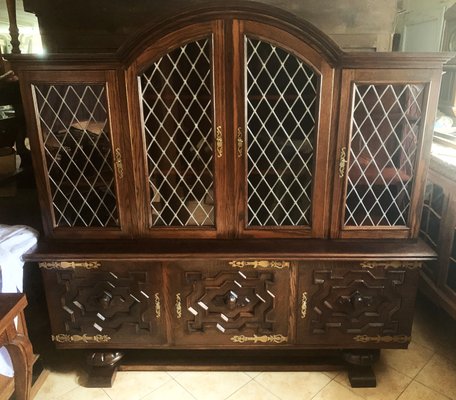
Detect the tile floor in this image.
<box><xmin>32</xmin><ymin>294</ymin><xmax>456</xmax><ymax>400</ymax></box>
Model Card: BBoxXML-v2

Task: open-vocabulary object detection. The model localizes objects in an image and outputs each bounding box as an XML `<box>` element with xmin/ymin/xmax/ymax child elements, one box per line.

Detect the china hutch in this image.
<box><xmin>8</xmin><ymin>2</ymin><xmax>452</xmax><ymax>388</ymax></box>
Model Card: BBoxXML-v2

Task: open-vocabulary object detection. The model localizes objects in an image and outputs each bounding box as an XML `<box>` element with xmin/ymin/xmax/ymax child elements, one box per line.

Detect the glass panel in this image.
<box><xmin>34</xmin><ymin>84</ymin><xmax>118</xmax><ymax>228</ymax></box>
<box><xmin>448</xmin><ymin>228</ymin><xmax>456</xmax><ymax>292</ymax></box>
<box><xmin>345</xmin><ymin>83</ymin><xmax>425</xmax><ymax>227</ymax></box>
<box><xmin>245</xmin><ymin>37</ymin><xmax>319</xmax><ymax>227</ymax></box>
<box><xmin>419</xmin><ymin>182</ymin><xmax>443</xmax><ymax>249</ymax></box>
<box><xmin>140</xmin><ymin>38</ymin><xmax>214</xmax><ymax>227</ymax></box>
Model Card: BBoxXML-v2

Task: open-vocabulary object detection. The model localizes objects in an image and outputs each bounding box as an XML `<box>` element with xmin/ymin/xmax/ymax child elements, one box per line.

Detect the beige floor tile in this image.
<box><xmin>381</xmin><ymin>341</ymin><xmax>435</xmax><ymax>378</ymax></box>
<box><xmin>312</xmin><ymin>380</ymin><xmax>365</xmax><ymax>400</ymax></box>
<box><xmin>244</xmin><ymin>371</ymin><xmax>262</xmax><ymax>379</ymax></box>
<box><xmin>34</xmin><ymin>370</ymin><xmax>80</xmax><ymax>400</ymax></box>
<box><xmin>103</xmin><ymin>371</ymin><xmax>171</xmax><ymax>400</ymax></box>
<box><xmin>226</xmin><ymin>380</ymin><xmax>280</xmax><ymax>400</ymax></box>
<box><xmin>415</xmin><ymin>353</ymin><xmax>456</xmax><ymax>399</ymax></box>
<box><xmin>142</xmin><ymin>379</ymin><xmax>196</xmax><ymax>400</ymax></box>
<box><xmin>173</xmin><ymin>371</ymin><xmax>251</xmax><ymax>400</ymax></box>
<box><xmin>254</xmin><ymin>371</ymin><xmax>331</xmax><ymax>400</ymax></box>
<box><xmin>334</xmin><ymin>360</ymin><xmax>412</xmax><ymax>400</ymax></box>
<box><xmin>57</xmin><ymin>386</ymin><xmax>112</xmax><ymax>400</ymax></box>
<box><xmin>397</xmin><ymin>381</ymin><xmax>452</xmax><ymax>400</ymax></box>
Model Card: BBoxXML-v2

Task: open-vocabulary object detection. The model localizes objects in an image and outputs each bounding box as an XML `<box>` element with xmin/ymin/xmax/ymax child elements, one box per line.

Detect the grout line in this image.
<box><xmin>309</xmin><ymin>375</ymin><xmax>334</xmax><ymax>400</ymax></box>
<box><xmin>413</xmin><ymin>354</ymin><xmax>456</xmax><ymax>400</ymax></box>
<box><xmin>135</xmin><ymin>373</ymin><xmax>174</xmax><ymax>400</ymax></box>
<box><xmin>221</xmin><ymin>374</ymin><xmax>261</xmax><ymax>400</ymax></box>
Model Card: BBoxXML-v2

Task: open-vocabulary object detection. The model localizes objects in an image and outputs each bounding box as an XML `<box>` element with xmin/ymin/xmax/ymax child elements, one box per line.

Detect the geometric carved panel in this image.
<box><xmin>309</xmin><ymin>268</ymin><xmax>406</xmax><ymax>336</ymax></box>
<box><xmin>56</xmin><ymin>268</ymin><xmax>156</xmax><ymax>339</ymax></box>
<box><xmin>184</xmin><ymin>269</ymin><xmax>276</xmax><ymax>334</ymax></box>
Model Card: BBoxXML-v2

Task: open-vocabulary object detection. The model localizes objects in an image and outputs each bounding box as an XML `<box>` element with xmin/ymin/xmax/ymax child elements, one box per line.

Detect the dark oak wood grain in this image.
<box><xmin>7</xmin><ymin>2</ymin><xmax>452</xmax><ymax>388</ymax></box>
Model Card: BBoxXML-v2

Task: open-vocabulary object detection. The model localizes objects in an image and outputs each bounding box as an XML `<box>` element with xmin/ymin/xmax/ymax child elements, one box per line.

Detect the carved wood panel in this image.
<box><xmin>41</xmin><ymin>261</ymin><xmax>165</xmax><ymax>347</ymax></box>
<box><xmin>168</xmin><ymin>261</ymin><xmax>291</xmax><ymax>345</ymax></box>
<box><xmin>297</xmin><ymin>262</ymin><xmax>419</xmax><ymax>347</ymax></box>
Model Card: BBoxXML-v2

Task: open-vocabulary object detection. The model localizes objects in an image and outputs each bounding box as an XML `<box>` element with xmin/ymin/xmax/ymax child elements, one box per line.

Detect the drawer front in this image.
<box><xmin>297</xmin><ymin>261</ymin><xmax>420</xmax><ymax>347</ymax></box>
<box><xmin>40</xmin><ymin>260</ymin><xmax>165</xmax><ymax>348</ymax></box>
<box><xmin>168</xmin><ymin>260</ymin><xmax>292</xmax><ymax>346</ymax></box>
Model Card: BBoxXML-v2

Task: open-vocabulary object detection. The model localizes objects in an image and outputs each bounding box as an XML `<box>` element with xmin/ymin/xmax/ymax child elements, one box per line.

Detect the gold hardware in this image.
<box><xmin>39</xmin><ymin>261</ymin><xmax>101</xmax><ymax>270</ymax></box>
<box><xmin>229</xmin><ymin>260</ymin><xmax>290</xmax><ymax>269</ymax></box>
<box><xmin>216</xmin><ymin>126</ymin><xmax>223</xmax><ymax>158</ymax></box>
<box><xmin>115</xmin><ymin>147</ymin><xmax>124</xmax><ymax>179</ymax></box>
<box><xmin>51</xmin><ymin>334</ymin><xmax>111</xmax><ymax>343</ymax></box>
<box><xmin>230</xmin><ymin>334</ymin><xmax>288</xmax><ymax>344</ymax></box>
<box><xmin>353</xmin><ymin>334</ymin><xmax>411</xmax><ymax>344</ymax></box>
<box><xmin>361</xmin><ymin>261</ymin><xmax>421</xmax><ymax>270</ymax></box>
<box><xmin>338</xmin><ymin>147</ymin><xmax>348</xmax><ymax>178</ymax></box>
<box><xmin>176</xmin><ymin>293</ymin><xmax>182</xmax><ymax>319</ymax></box>
<box><xmin>154</xmin><ymin>293</ymin><xmax>161</xmax><ymax>319</ymax></box>
<box><xmin>237</xmin><ymin>127</ymin><xmax>244</xmax><ymax>158</ymax></box>
<box><xmin>301</xmin><ymin>292</ymin><xmax>308</xmax><ymax>319</ymax></box>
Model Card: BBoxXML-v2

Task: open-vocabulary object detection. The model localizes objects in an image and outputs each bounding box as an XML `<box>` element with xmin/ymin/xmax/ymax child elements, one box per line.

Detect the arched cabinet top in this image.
<box><xmin>118</xmin><ymin>2</ymin><xmax>343</xmax><ymax>68</ymax></box>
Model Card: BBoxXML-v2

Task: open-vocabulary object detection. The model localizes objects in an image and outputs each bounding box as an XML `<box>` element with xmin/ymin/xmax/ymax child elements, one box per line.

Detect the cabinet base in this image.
<box><xmin>81</xmin><ymin>349</ymin><xmax>381</xmax><ymax>388</ymax></box>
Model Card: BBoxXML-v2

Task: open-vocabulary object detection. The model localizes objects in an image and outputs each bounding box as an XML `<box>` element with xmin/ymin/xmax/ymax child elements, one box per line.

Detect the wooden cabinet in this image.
<box><xmin>419</xmin><ymin>165</ymin><xmax>456</xmax><ymax>319</ymax></box>
<box><xmin>8</xmin><ymin>3</ymin><xmax>452</xmax><ymax>389</ymax></box>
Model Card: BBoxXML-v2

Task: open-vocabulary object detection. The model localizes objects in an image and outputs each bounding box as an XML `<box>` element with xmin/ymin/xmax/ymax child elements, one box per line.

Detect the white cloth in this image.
<box><xmin>0</xmin><ymin>225</ymin><xmax>38</xmax><ymax>377</ymax></box>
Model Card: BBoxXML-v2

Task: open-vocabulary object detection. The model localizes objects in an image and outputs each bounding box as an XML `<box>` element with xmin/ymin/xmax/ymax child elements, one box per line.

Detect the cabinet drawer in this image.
<box><xmin>297</xmin><ymin>261</ymin><xmax>420</xmax><ymax>347</ymax></box>
<box><xmin>167</xmin><ymin>260</ymin><xmax>292</xmax><ymax>346</ymax></box>
<box><xmin>40</xmin><ymin>261</ymin><xmax>165</xmax><ymax>348</ymax></box>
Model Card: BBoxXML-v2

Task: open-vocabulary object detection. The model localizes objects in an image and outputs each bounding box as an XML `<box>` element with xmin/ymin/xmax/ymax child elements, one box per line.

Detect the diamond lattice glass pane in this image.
<box><xmin>344</xmin><ymin>83</ymin><xmax>425</xmax><ymax>227</ymax></box>
<box><xmin>246</xmin><ymin>37</ymin><xmax>319</xmax><ymax>227</ymax></box>
<box><xmin>140</xmin><ymin>38</ymin><xmax>214</xmax><ymax>227</ymax></box>
<box><xmin>34</xmin><ymin>84</ymin><xmax>118</xmax><ymax>228</ymax></box>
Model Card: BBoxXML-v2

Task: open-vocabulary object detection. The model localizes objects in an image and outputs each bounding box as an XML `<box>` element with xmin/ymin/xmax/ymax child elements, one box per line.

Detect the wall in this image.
<box><xmin>22</xmin><ymin>0</ymin><xmax>397</xmax><ymax>53</ymax></box>
<box><xmin>396</xmin><ymin>0</ymin><xmax>456</xmax><ymax>51</ymax></box>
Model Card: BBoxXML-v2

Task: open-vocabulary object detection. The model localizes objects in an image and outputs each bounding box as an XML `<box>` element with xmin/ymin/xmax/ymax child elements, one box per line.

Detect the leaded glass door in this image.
<box><xmin>132</xmin><ymin>22</ymin><xmax>228</xmax><ymax>238</ymax></box>
<box><xmin>233</xmin><ymin>21</ymin><xmax>334</xmax><ymax>238</ymax></box>
<box><xmin>24</xmin><ymin>70</ymin><xmax>131</xmax><ymax>238</ymax></box>
<box><xmin>332</xmin><ymin>69</ymin><xmax>441</xmax><ymax>239</ymax></box>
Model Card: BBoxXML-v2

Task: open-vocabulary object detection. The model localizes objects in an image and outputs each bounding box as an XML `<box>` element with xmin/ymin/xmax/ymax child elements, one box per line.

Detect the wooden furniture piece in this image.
<box><xmin>7</xmin><ymin>3</ymin><xmax>452</xmax><ymax>388</ymax></box>
<box><xmin>0</xmin><ymin>294</ymin><xmax>34</xmax><ymax>400</ymax></box>
<box><xmin>419</xmin><ymin>144</ymin><xmax>456</xmax><ymax>319</ymax></box>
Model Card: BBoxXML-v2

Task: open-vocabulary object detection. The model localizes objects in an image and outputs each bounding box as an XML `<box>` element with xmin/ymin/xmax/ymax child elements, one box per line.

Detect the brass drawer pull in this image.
<box><xmin>301</xmin><ymin>292</ymin><xmax>308</xmax><ymax>319</ymax></box>
<box><xmin>176</xmin><ymin>293</ymin><xmax>182</xmax><ymax>319</ymax></box>
<box><xmin>229</xmin><ymin>260</ymin><xmax>290</xmax><ymax>269</ymax></box>
<box><xmin>39</xmin><ymin>261</ymin><xmax>101</xmax><ymax>269</ymax></box>
<box><xmin>154</xmin><ymin>293</ymin><xmax>161</xmax><ymax>319</ymax></box>
<box><xmin>230</xmin><ymin>334</ymin><xmax>288</xmax><ymax>344</ymax></box>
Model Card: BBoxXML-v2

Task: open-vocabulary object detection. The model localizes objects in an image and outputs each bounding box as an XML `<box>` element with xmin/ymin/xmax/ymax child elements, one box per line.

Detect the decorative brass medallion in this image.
<box><xmin>51</xmin><ymin>334</ymin><xmax>111</xmax><ymax>343</ymax></box>
<box><xmin>353</xmin><ymin>334</ymin><xmax>411</xmax><ymax>344</ymax></box>
<box><xmin>360</xmin><ymin>261</ymin><xmax>421</xmax><ymax>270</ymax></box>
<box><xmin>230</xmin><ymin>334</ymin><xmax>288</xmax><ymax>344</ymax></box>
<box><xmin>39</xmin><ymin>261</ymin><xmax>101</xmax><ymax>270</ymax></box>
<box><xmin>115</xmin><ymin>147</ymin><xmax>124</xmax><ymax>179</ymax></box>
<box><xmin>216</xmin><ymin>126</ymin><xmax>223</xmax><ymax>158</ymax></box>
<box><xmin>154</xmin><ymin>293</ymin><xmax>161</xmax><ymax>319</ymax></box>
<box><xmin>175</xmin><ymin>293</ymin><xmax>182</xmax><ymax>319</ymax></box>
<box><xmin>301</xmin><ymin>292</ymin><xmax>308</xmax><ymax>319</ymax></box>
<box><xmin>229</xmin><ymin>260</ymin><xmax>290</xmax><ymax>269</ymax></box>
<box><xmin>338</xmin><ymin>147</ymin><xmax>348</xmax><ymax>178</ymax></box>
<box><xmin>237</xmin><ymin>127</ymin><xmax>244</xmax><ymax>158</ymax></box>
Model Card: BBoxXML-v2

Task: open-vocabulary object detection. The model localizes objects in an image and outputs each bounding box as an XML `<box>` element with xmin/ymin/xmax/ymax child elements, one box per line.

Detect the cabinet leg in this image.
<box><xmin>342</xmin><ymin>349</ymin><xmax>379</xmax><ymax>388</ymax></box>
<box><xmin>85</xmin><ymin>351</ymin><xmax>124</xmax><ymax>388</ymax></box>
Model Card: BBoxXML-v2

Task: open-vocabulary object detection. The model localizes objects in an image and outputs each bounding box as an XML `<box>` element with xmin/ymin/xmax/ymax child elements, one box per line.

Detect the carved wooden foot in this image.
<box><xmin>85</xmin><ymin>351</ymin><xmax>124</xmax><ymax>388</ymax></box>
<box><xmin>342</xmin><ymin>349</ymin><xmax>379</xmax><ymax>388</ymax></box>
